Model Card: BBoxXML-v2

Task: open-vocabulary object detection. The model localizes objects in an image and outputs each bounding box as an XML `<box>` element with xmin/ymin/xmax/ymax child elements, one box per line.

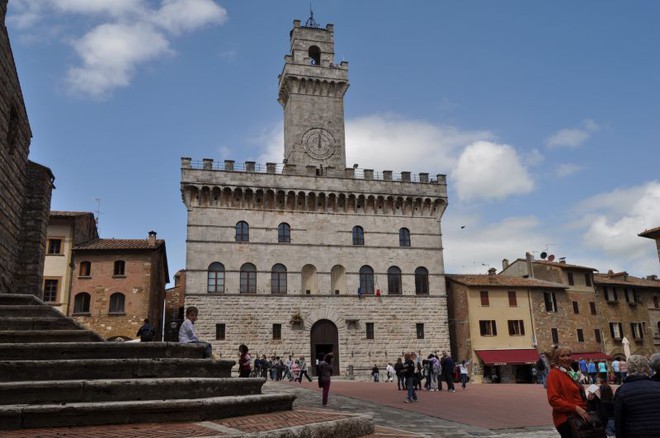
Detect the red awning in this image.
<box><xmin>475</xmin><ymin>349</ymin><xmax>540</xmax><ymax>366</ymax></box>
<box><xmin>574</xmin><ymin>352</ymin><xmax>610</xmax><ymax>361</ymax></box>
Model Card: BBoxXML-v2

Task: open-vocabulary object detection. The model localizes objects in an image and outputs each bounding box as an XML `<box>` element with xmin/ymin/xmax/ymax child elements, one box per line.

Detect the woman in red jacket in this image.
<box><xmin>546</xmin><ymin>346</ymin><xmax>591</xmax><ymax>438</ymax></box>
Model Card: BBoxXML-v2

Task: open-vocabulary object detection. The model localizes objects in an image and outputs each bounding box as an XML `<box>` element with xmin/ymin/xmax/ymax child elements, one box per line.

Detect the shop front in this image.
<box><xmin>475</xmin><ymin>349</ymin><xmax>540</xmax><ymax>384</ymax></box>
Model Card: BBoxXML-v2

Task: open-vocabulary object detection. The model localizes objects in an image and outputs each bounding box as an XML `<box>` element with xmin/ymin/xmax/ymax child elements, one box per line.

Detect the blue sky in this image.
<box><xmin>8</xmin><ymin>0</ymin><xmax>660</xmax><ymax>283</ymax></box>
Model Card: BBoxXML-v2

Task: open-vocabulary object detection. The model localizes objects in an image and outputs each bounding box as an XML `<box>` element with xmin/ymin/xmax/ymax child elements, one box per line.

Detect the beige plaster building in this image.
<box><xmin>446</xmin><ymin>270</ymin><xmax>566</xmax><ymax>383</ymax></box>
<box><xmin>593</xmin><ymin>271</ymin><xmax>660</xmax><ymax>356</ymax></box>
<box><xmin>43</xmin><ymin>211</ymin><xmax>98</xmax><ymax>315</ymax></box>
<box><xmin>181</xmin><ymin>18</ymin><xmax>449</xmax><ymax>376</ymax></box>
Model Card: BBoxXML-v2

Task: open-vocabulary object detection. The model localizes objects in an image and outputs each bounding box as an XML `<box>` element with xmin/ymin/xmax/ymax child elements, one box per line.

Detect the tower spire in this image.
<box><xmin>304</xmin><ymin>4</ymin><xmax>319</xmax><ymax>28</ymax></box>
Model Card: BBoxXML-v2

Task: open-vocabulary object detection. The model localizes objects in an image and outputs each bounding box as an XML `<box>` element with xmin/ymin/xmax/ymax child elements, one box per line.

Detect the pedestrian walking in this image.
<box><xmin>459</xmin><ymin>360</ymin><xmax>470</xmax><ymax>389</ymax></box>
<box><xmin>318</xmin><ymin>353</ymin><xmax>333</xmax><ymax>406</ymax></box>
<box><xmin>402</xmin><ymin>352</ymin><xmax>417</xmax><ymax>403</ymax></box>
<box><xmin>371</xmin><ymin>364</ymin><xmax>380</xmax><ymax>382</ymax></box>
<box><xmin>394</xmin><ymin>357</ymin><xmax>405</xmax><ymax>390</ymax></box>
<box><xmin>297</xmin><ymin>355</ymin><xmax>313</xmax><ymax>382</ymax></box>
<box><xmin>238</xmin><ymin>344</ymin><xmax>251</xmax><ymax>377</ymax></box>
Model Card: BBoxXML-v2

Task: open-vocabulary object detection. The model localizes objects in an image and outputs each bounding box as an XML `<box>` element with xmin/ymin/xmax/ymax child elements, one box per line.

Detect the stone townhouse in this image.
<box><xmin>181</xmin><ymin>17</ymin><xmax>450</xmax><ymax>376</ymax></box>
<box><xmin>446</xmin><ymin>270</ymin><xmax>566</xmax><ymax>384</ymax></box>
<box><xmin>69</xmin><ymin>232</ymin><xmax>169</xmax><ymax>340</ymax></box>
<box><xmin>593</xmin><ymin>271</ymin><xmax>660</xmax><ymax>356</ymax></box>
<box><xmin>42</xmin><ymin>211</ymin><xmax>98</xmax><ymax>315</ymax></box>
<box><xmin>500</xmin><ymin>254</ymin><xmax>608</xmax><ymax>362</ymax></box>
<box><xmin>0</xmin><ymin>0</ymin><xmax>54</xmax><ymax>297</ymax></box>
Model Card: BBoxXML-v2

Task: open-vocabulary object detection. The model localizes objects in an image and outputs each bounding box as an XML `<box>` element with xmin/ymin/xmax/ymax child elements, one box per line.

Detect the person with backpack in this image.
<box><xmin>137</xmin><ymin>318</ymin><xmax>156</xmax><ymax>342</ymax></box>
<box><xmin>428</xmin><ymin>354</ymin><xmax>440</xmax><ymax>391</ymax></box>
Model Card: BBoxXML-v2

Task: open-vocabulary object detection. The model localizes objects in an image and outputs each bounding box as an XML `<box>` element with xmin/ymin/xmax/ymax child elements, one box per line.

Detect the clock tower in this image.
<box><xmin>278</xmin><ymin>17</ymin><xmax>349</xmax><ymax>173</ymax></box>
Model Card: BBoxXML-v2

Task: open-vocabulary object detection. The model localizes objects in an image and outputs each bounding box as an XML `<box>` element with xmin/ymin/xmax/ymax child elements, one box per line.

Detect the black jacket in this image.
<box><xmin>614</xmin><ymin>375</ymin><xmax>660</xmax><ymax>438</ymax></box>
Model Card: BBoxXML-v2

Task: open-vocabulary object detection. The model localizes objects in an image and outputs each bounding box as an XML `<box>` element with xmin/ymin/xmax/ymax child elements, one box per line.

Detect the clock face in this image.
<box><xmin>302</xmin><ymin>128</ymin><xmax>335</xmax><ymax>159</ymax></box>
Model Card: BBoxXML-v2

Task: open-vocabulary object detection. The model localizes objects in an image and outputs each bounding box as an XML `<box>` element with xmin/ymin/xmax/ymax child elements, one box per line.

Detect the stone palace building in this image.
<box><xmin>181</xmin><ymin>17</ymin><xmax>449</xmax><ymax>375</ymax></box>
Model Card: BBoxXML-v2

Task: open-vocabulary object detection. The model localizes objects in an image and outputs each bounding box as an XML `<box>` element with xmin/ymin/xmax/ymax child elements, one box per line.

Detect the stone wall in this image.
<box><xmin>186</xmin><ymin>293</ymin><xmax>449</xmax><ymax>377</ymax></box>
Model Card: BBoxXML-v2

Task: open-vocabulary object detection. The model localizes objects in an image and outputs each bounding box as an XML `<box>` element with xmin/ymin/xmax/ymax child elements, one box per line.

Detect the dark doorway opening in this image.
<box><xmin>310</xmin><ymin>319</ymin><xmax>339</xmax><ymax>375</ymax></box>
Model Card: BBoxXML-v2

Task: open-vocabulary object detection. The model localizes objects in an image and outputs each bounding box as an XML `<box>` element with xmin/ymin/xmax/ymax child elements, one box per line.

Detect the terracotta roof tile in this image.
<box><xmin>446</xmin><ymin>274</ymin><xmax>566</xmax><ymax>289</ymax></box>
<box><xmin>74</xmin><ymin>238</ymin><xmax>165</xmax><ymax>251</ymax></box>
<box><xmin>50</xmin><ymin>211</ymin><xmax>94</xmax><ymax>218</ymax></box>
<box><xmin>639</xmin><ymin>226</ymin><xmax>660</xmax><ymax>238</ymax></box>
<box><xmin>594</xmin><ymin>273</ymin><xmax>660</xmax><ymax>288</ymax></box>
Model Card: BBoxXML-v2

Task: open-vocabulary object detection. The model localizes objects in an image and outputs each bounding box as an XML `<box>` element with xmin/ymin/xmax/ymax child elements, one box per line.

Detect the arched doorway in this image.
<box><xmin>310</xmin><ymin>319</ymin><xmax>339</xmax><ymax>375</ymax></box>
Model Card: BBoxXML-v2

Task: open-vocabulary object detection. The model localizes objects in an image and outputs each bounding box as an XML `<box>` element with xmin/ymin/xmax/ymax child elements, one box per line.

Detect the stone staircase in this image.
<box><xmin>0</xmin><ymin>294</ymin><xmax>297</xmax><ymax>430</ymax></box>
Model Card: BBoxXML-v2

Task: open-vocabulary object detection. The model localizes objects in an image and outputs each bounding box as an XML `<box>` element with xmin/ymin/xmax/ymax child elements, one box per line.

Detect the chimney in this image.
<box><xmin>502</xmin><ymin>258</ymin><xmax>510</xmax><ymax>270</ymax></box>
<box><xmin>646</xmin><ymin>275</ymin><xmax>658</xmax><ymax>281</ymax></box>
<box><xmin>526</xmin><ymin>252</ymin><xmax>535</xmax><ymax>279</ymax></box>
<box><xmin>148</xmin><ymin>231</ymin><xmax>157</xmax><ymax>246</ymax></box>
<box><xmin>488</xmin><ymin>268</ymin><xmax>497</xmax><ymax>276</ymax></box>
<box><xmin>559</xmin><ymin>257</ymin><xmax>566</xmax><ymax>264</ymax></box>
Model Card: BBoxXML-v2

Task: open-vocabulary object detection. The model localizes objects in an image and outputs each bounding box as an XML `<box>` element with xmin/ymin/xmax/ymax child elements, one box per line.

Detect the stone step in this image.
<box><xmin>0</xmin><ymin>393</ymin><xmax>297</xmax><ymax>430</ymax></box>
<box><xmin>0</xmin><ymin>294</ymin><xmax>43</xmax><ymax>306</ymax></box>
<box><xmin>0</xmin><ymin>305</ymin><xmax>61</xmax><ymax>317</ymax></box>
<box><xmin>0</xmin><ymin>329</ymin><xmax>103</xmax><ymax>343</ymax></box>
<box><xmin>0</xmin><ymin>358</ymin><xmax>235</xmax><ymax>382</ymax></box>
<box><xmin>0</xmin><ymin>377</ymin><xmax>265</xmax><ymax>405</ymax></box>
<box><xmin>0</xmin><ymin>316</ymin><xmax>81</xmax><ymax>331</ymax></box>
<box><xmin>0</xmin><ymin>341</ymin><xmax>207</xmax><ymax>360</ymax></box>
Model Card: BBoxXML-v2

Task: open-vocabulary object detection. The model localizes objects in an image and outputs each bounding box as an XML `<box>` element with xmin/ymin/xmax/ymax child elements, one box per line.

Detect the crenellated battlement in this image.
<box><xmin>181</xmin><ymin>157</ymin><xmax>446</xmax><ymax>186</ymax></box>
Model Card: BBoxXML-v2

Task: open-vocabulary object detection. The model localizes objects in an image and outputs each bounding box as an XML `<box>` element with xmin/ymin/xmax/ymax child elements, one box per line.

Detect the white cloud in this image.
<box><xmin>67</xmin><ymin>23</ymin><xmax>171</xmax><ymax>99</ymax></box>
<box><xmin>555</xmin><ymin>162</ymin><xmax>582</xmax><ymax>178</ymax></box>
<box><xmin>545</xmin><ymin>119</ymin><xmax>599</xmax><ymax>149</ymax></box>
<box><xmin>345</xmin><ymin>113</ymin><xmax>493</xmax><ymax>174</ymax></box>
<box><xmin>575</xmin><ymin>181</ymin><xmax>660</xmax><ymax>273</ymax></box>
<box><xmin>9</xmin><ymin>0</ymin><xmax>227</xmax><ymax>98</ymax></box>
<box><xmin>453</xmin><ymin>141</ymin><xmax>535</xmax><ymax>202</ymax></box>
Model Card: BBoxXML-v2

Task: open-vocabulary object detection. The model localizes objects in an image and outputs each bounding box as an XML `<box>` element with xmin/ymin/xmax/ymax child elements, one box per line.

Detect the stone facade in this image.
<box><xmin>0</xmin><ymin>0</ymin><xmax>53</xmax><ymax>296</ymax></box>
<box><xmin>43</xmin><ymin>211</ymin><xmax>98</xmax><ymax>315</ymax></box>
<box><xmin>182</xmin><ymin>18</ymin><xmax>450</xmax><ymax>377</ymax></box>
<box><xmin>593</xmin><ymin>271</ymin><xmax>660</xmax><ymax>357</ymax></box>
<box><xmin>501</xmin><ymin>255</ymin><xmax>604</xmax><ymax>356</ymax></box>
<box><xmin>69</xmin><ymin>234</ymin><xmax>169</xmax><ymax>340</ymax></box>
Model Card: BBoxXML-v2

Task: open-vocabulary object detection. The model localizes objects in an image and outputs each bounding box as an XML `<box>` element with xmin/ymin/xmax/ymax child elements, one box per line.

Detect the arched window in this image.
<box><xmin>240</xmin><ymin>263</ymin><xmax>257</xmax><ymax>293</ymax></box>
<box><xmin>352</xmin><ymin>226</ymin><xmax>364</xmax><ymax>246</ymax></box>
<box><xmin>399</xmin><ymin>228</ymin><xmax>411</xmax><ymax>247</ymax></box>
<box><xmin>271</xmin><ymin>264</ymin><xmax>287</xmax><ymax>294</ymax></box>
<box><xmin>278</xmin><ymin>223</ymin><xmax>291</xmax><ymax>243</ymax></box>
<box><xmin>113</xmin><ymin>260</ymin><xmax>125</xmax><ymax>276</ymax></box>
<box><xmin>79</xmin><ymin>261</ymin><xmax>91</xmax><ymax>277</ymax></box>
<box><xmin>235</xmin><ymin>221</ymin><xmax>249</xmax><ymax>242</ymax></box>
<box><xmin>308</xmin><ymin>45</ymin><xmax>321</xmax><ymax>65</ymax></box>
<box><xmin>359</xmin><ymin>265</ymin><xmax>374</xmax><ymax>295</ymax></box>
<box><xmin>415</xmin><ymin>267</ymin><xmax>429</xmax><ymax>295</ymax></box>
<box><xmin>207</xmin><ymin>262</ymin><xmax>225</xmax><ymax>293</ymax></box>
<box><xmin>73</xmin><ymin>292</ymin><xmax>91</xmax><ymax>314</ymax></box>
<box><xmin>387</xmin><ymin>266</ymin><xmax>402</xmax><ymax>294</ymax></box>
<box><xmin>109</xmin><ymin>292</ymin><xmax>125</xmax><ymax>314</ymax></box>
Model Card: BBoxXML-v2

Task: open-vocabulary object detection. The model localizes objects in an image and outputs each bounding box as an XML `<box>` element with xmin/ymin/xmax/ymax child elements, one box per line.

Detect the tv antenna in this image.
<box><xmin>94</xmin><ymin>198</ymin><xmax>102</xmax><ymax>227</ymax></box>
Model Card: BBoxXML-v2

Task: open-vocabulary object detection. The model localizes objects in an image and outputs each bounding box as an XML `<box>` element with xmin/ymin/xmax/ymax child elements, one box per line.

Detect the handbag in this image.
<box><xmin>568</xmin><ymin>413</ymin><xmax>606</xmax><ymax>438</ymax></box>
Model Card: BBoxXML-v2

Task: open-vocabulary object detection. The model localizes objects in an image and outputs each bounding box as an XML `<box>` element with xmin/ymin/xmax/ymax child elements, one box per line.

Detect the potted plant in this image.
<box><xmin>290</xmin><ymin>312</ymin><xmax>304</xmax><ymax>327</ymax></box>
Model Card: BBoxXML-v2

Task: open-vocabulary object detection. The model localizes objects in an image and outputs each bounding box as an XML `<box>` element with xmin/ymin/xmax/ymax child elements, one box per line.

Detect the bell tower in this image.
<box><xmin>278</xmin><ymin>16</ymin><xmax>349</xmax><ymax>173</ymax></box>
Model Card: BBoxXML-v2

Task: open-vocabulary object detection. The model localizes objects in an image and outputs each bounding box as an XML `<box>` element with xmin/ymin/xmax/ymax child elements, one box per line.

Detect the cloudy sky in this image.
<box><xmin>8</xmin><ymin>0</ymin><xmax>660</xmax><ymax>283</ymax></box>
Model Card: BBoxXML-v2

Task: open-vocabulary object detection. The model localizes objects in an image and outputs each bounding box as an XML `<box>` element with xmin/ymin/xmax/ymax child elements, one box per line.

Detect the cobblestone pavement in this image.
<box><xmin>264</xmin><ymin>379</ymin><xmax>559</xmax><ymax>438</ymax></box>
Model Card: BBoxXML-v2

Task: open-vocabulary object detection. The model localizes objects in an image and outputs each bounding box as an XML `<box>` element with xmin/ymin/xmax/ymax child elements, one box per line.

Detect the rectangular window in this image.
<box><xmin>273</xmin><ymin>324</ymin><xmax>282</xmax><ymax>340</ymax></box>
<box><xmin>507</xmin><ymin>320</ymin><xmax>525</xmax><ymax>336</ymax></box>
<box><xmin>585</xmin><ymin>274</ymin><xmax>592</xmax><ymax>287</ymax></box>
<box><xmin>589</xmin><ymin>302</ymin><xmax>597</xmax><ymax>315</ymax></box>
<box><xmin>215</xmin><ymin>324</ymin><xmax>225</xmax><ymax>340</ymax></box>
<box><xmin>479</xmin><ymin>320</ymin><xmax>497</xmax><ymax>336</ymax></box>
<box><xmin>508</xmin><ymin>291</ymin><xmax>517</xmax><ymax>307</ymax></box>
<box><xmin>480</xmin><ymin>290</ymin><xmax>489</xmax><ymax>306</ymax></box>
<box><xmin>609</xmin><ymin>322</ymin><xmax>623</xmax><ymax>340</ymax></box>
<box><xmin>416</xmin><ymin>323</ymin><xmax>425</xmax><ymax>339</ymax></box>
<box><xmin>624</xmin><ymin>288</ymin><xmax>637</xmax><ymax>305</ymax></box>
<box><xmin>594</xmin><ymin>329</ymin><xmax>602</xmax><ymax>343</ymax></box>
<box><xmin>43</xmin><ymin>279</ymin><xmax>59</xmax><ymax>302</ymax></box>
<box><xmin>544</xmin><ymin>292</ymin><xmax>557</xmax><ymax>312</ymax></box>
<box><xmin>577</xmin><ymin>328</ymin><xmax>584</xmax><ymax>342</ymax></box>
<box><xmin>47</xmin><ymin>238</ymin><xmax>62</xmax><ymax>255</ymax></box>
<box><xmin>551</xmin><ymin>328</ymin><xmax>559</xmax><ymax>344</ymax></box>
<box><xmin>604</xmin><ymin>286</ymin><xmax>618</xmax><ymax>302</ymax></box>
<box><xmin>572</xmin><ymin>301</ymin><xmax>579</xmax><ymax>314</ymax></box>
<box><xmin>631</xmin><ymin>322</ymin><xmax>643</xmax><ymax>339</ymax></box>
<box><xmin>366</xmin><ymin>322</ymin><xmax>374</xmax><ymax>340</ymax></box>
<box><xmin>567</xmin><ymin>272</ymin><xmax>574</xmax><ymax>286</ymax></box>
